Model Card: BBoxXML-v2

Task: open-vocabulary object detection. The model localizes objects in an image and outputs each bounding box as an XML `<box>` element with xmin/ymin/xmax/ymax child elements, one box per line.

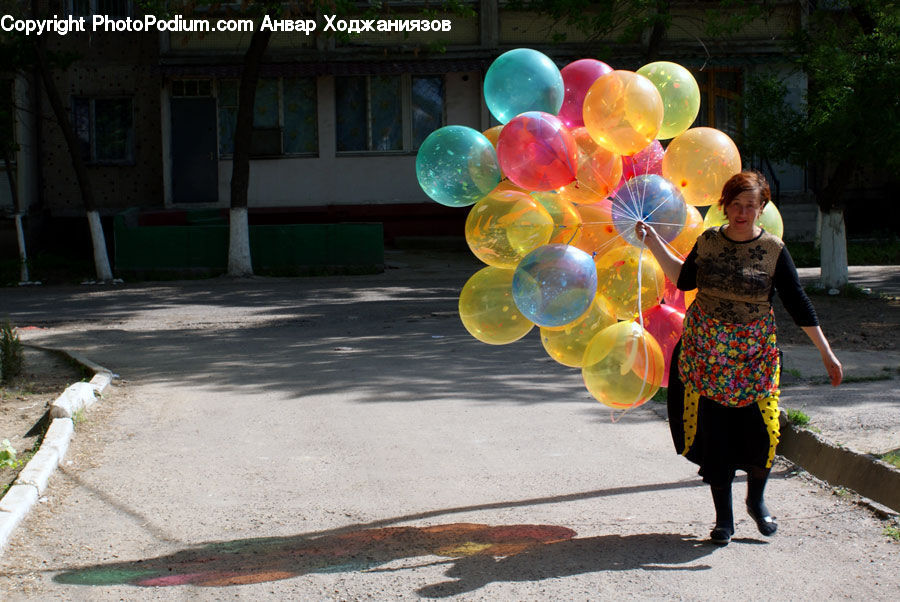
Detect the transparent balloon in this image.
<box><xmin>570</xmin><ymin>127</ymin><xmax>623</xmax><ymax>199</ymax></box>
<box><xmin>616</xmin><ymin>139</ymin><xmax>665</xmax><ymax>195</ymax></box>
<box><xmin>636</xmin><ymin>61</ymin><xmax>701</xmax><ymax>140</ymax></box>
<box><xmin>459</xmin><ymin>266</ymin><xmax>534</xmax><ymax>345</ymax></box>
<box><xmin>531</xmin><ymin>190</ymin><xmax>584</xmax><ymax>245</ymax></box>
<box><xmin>497</xmin><ymin>112</ymin><xmax>578</xmax><ymax>192</ymax></box>
<box><xmin>583</xmin><ymin>70</ymin><xmax>664</xmax><ymax>155</ymax></box>
<box><xmin>484</xmin><ymin>48</ymin><xmax>565</xmax><ymax>124</ymax></box>
<box><xmin>663</xmin><ymin>277</ymin><xmax>697</xmax><ymax>313</ymax></box>
<box><xmin>703</xmin><ymin>200</ymin><xmax>785</xmax><ymax>240</ymax></box>
<box><xmin>612</xmin><ymin>174</ymin><xmax>687</xmax><ymax>247</ymax></box>
<box><xmin>641</xmin><ymin>304</ymin><xmax>685</xmax><ymax>385</ymax></box>
<box><xmin>595</xmin><ymin>245</ymin><xmax>664</xmax><ymax>320</ymax></box>
<box><xmin>416</xmin><ymin>126</ymin><xmax>501</xmax><ymax>208</ymax></box>
<box><xmin>572</xmin><ymin>199</ymin><xmax>628</xmax><ymax>259</ymax></box>
<box><xmin>582</xmin><ymin>320</ymin><xmax>665</xmax><ymax>409</ymax></box>
<box><xmin>558</xmin><ymin>58</ymin><xmax>613</xmax><ymax>129</ymax></box>
<box><xmin>482</xmin><ymin>125</ymin><xmax>503</xmax><ymax>150</ymax></box>
<box><xmin>512</xmin><ymin>244</ymin><xmax>598</xmax><ymax>328</ymax></box>
<box><xmin>662</xmin><ymin>127</ymin><xmax>741</xmax><ymax>207</ymax></box>
<box><xmin>465</xmin><ymin>189</ymin><xmax>555</xmax><ymax>269</ymax></box>
<box><xmin>541</xmin><ymin>296</ymin><xmax>617</xmax><ymax>368</ymax></box>
<box><xmin>668</xmin><ymin>203</ymin><xmax>704</xmax><ymax>259</ymax></box>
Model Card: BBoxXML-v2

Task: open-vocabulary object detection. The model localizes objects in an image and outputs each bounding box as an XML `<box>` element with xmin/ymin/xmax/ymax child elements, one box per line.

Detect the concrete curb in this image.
<box><xmin>0</xmin><ymin>348</ymin><xmax>113</xmax><ymax>556</ymax></box>
<box><xmin>778</xmin><ymin>411</ymin><xmax>900</xmax><ymax>514</ymax></box>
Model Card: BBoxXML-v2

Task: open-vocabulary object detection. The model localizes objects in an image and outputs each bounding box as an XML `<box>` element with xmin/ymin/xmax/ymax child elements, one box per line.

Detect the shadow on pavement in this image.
<box><xmin>51</xmin><ymin>479</ymin><xmax>711</xmax><ymax>592</ymax></box>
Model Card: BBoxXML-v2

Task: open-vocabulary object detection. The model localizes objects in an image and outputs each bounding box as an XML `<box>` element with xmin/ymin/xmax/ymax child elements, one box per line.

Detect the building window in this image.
<box><xmin>335</xmin><ymin>74</ymin><xmax>444</xmax><ymax>153</ymax></box>
<box><xmin>72</xmin><ymin>97</ymin><xmax>134</xmax><ymax>164</ymax></box>
<box><xmin>217</xmin><ymin>77</ymin><xmax>317</xmax><ymax>157</ymax></box>
<box><xmin>69</xmin><ymin>0</ymin><xmax>133</xmax><ymax>18</ymax></box>
<box><xmin>694</xmin><ymin>68</ymin><xmax>742</xmax><ymax>140</ymax></box>
<box><xmin>172</xmin><ymin>79</ymin><xmax>212</xmax><ymax>98</ymax></box>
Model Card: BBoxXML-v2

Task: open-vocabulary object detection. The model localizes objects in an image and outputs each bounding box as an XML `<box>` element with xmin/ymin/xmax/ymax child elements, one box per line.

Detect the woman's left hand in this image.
<box><xmin>822</xmin><ymin>351</ymin><xmax>843</xmax><ymax>386</ymax></box>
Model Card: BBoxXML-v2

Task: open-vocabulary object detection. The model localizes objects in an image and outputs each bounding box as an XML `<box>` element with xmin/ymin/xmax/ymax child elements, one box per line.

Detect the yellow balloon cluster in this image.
<box><xmin>582</xmin><ymin>320</ymin><xmax>665</xmax><ymax>409</ymax></box>
<box><xmin>465</xmin><ymin>189</ymin><xmax>554</xmax><ymax>269</ymax></box>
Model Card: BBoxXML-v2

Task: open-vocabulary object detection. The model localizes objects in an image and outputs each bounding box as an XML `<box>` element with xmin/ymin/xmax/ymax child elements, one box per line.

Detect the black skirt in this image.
<box><xmin>667</xmin><ymin>341</ymin><xmax>774</xmax><ymax>486</ymax></box>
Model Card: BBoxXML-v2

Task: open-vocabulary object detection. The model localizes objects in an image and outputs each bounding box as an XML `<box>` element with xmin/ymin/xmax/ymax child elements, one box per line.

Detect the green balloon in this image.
<box><xmin>416</xmin><ymin>126</ymin><xmax>501</xmax><ymax>208</ymax></box>
<box><xmin>637</xmin><ymin>61</ymin><xmax>701</xmax><ymax>140</ymax></box>
<box><xmin>703</xmin><ymin>201</ymin><xmax>785</xmax><ymax>239</ymax></box>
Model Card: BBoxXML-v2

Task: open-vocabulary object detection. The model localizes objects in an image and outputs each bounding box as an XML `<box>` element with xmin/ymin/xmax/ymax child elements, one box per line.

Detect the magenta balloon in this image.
<box><xmin>613</xmin><ymin>140</ymin><xmax>665</xmax><ymax>196</ymax></box>
<box><xmin>497</xmin><ymin>111</ymin><xmax>578</xmax><ymax>192</ymax></box>
<box><xmin>558</xmin><ymin>59</ymin><xmax>614</xmax><ymax>129</ymax></box>
<box><xmin>642</xmin><ymin>303</ymin><xmax>685</xmax><ymax>385</ymax></box>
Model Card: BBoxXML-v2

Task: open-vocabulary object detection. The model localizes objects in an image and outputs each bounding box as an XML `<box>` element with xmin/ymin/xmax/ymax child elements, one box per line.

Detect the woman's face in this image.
<box><xmin>724</xmin><ymin>190</ymin><xmax>763</xmax><ymax>238</ymax></box>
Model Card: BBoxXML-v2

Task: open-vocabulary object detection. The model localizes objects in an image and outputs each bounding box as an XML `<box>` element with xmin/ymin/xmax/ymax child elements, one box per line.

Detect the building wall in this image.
<box><xmin>40</xmin><ymin>30</ymin><xmax>163</xmax><ymax>215</ymax></box>
<box><xmin>209</xmin><ymin>70</ymin><xmax>483</xmax><ymax>207</ymax></box>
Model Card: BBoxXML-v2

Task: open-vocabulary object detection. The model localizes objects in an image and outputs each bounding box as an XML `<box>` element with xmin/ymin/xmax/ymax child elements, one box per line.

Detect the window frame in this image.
<box><xmin>71</xmin><ymin>95</ymin><xmax>135</xmax><ymax>165</ymax></box>
<box><xmin>694</xmin><ymin>67</ymin><xmax>743</xmax><ymax>141</ymax></box>
<box><xmin>334</xmin><ymin>73</ymin><xmax>445</xmax><ymax>156</ymax></box>
<box><xmin>216</xmin><ymin>77</ymin><xmax>319</xmax><ymax>159</ymax></box>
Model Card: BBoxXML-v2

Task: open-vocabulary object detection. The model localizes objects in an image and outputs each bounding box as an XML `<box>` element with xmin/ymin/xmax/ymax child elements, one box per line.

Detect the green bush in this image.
<box><xmin>0</xmin><ymin>319</ymin><xmax>24</xmax><ymax>383</ymax></box>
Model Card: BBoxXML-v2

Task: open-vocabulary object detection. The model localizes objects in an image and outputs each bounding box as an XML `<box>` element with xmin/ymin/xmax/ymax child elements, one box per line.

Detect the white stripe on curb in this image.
<box><xmin>0</xmin><ymin>348</ymin><xmax>113</xmax><ymax>556</ymax></box>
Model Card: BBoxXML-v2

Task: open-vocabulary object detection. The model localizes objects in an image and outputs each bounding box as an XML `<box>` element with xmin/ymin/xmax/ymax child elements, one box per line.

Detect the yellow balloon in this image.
<box><xmin>702</xmin><ymin>201</ymin><xmax>785</xmax><ymax>239</ymax></box>
<box><xmin>661</xmin><ymin>127</ymin><xmax>741</xmax><ymax>207</ymax></box>
<box><xmin>594</xmin><ymin>246</ymin><xmax>664</xmax><ymax>321</ymax></box>
<box><xmin>540</xmin><ymin>296</ymin><xmax>616</xmax><ymax>367</ymax></box>
<box><xmin>459</xmin><ymin>266</ymin><xmax>534</xmax><ymax>345</ymax></box>
<box><xmin>583</xmin><ymin>71</ymin><xmax>664</xmax><ymax>156</ymax></box>
<box><xmin>669</xmin><ymin>203</ymin><xmax>704</xmax><ymax>259</ymax></box>
<box><xmin>582</xmin><ymin>320</ymin><xmax>665</xmax><ymax>409</ymax></box>
<box><xmin>636</xmin><ymin>61</ymin><xmax>701</xmax><ymax>140</ymax></box>
<box><xmin>465</xmin><ymin>189</ymin><xmax>554</xmax><ymax>268</ymax></box>
<box><xmin>531</xmin><ymin>191</ymin><xmax>584</xmax><ymax>245</ymax></box>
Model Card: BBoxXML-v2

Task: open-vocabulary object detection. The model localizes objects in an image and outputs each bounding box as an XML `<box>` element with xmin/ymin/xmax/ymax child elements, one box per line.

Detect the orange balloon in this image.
<box><xmin>668</xmin><ymin>203</ymin><xmax>704</xmax><ymax>259</ymax></box>
<box><xmin>582</xmin><ymin>320</ymin><xmax>665</xmax><ymax>409</ymax></box>
<box><xmin>572</xmin><ymin>199</ymin><xmax>627</xmax><ymax>259</ymax></box>
<box><xmin>583</xmin><ymin>71</ymin><xmax>664</xmax><ymax>156</ymax></box>
<box><xmin>570</xmin><ymin>127</ymin><xmax>623</xmax><ymax>199</ymax></box>
<box><xmin>556</xmin><ymin>182</ymin><xmax>606</xmax><ymax>206</ymax></box>
<box><xmin>482</xmin><ymin>125</ymin><xmax>503</xmax><ymax>150</ymax></box>
<box><xmin>661</xmin><ymin>127</ymin><xmax>741</xmax><ymax>207</ymax></box>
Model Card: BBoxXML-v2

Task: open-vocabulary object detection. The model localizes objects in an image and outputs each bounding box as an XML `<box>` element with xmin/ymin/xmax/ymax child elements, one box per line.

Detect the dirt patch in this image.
<box><xmin>774</xmin><ymin>293</ymin><xmax>900</xmax><ymax>351</ymax></box>
<box><xmin>0</xmin><ymin>346</ymin><xmax>87</xmax><ymax>495</ymax></box>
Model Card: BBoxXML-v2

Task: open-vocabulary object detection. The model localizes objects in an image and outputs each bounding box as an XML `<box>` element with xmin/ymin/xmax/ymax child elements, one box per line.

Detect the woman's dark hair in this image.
<box><xmin>718</xmin><ymin>171</ymin><xmax>771</xmax><ymax>210</ymax></box>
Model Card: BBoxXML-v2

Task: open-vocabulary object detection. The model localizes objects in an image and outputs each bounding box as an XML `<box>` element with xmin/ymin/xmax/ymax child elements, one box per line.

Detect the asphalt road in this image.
<box><xmin>0</xmin><ymin>251</ymin><xmax>898</xmax><ymax>599</ymax></box>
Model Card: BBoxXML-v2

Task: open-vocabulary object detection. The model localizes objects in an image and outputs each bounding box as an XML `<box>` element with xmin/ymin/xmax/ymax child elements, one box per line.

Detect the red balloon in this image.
<box><xmin>558</xmin><ymin>59</ymin><xmax>613</xmax><ymax>129</ymax></box>
<box><xmin>497</xmin><ymin>112</ymin><xmax>578</xmax><ymax>192</ymax></box>
<box><xmin>613</xmin><ymin>140</ymin><xmax>665</xmax><ymax>195</ymax></box>
<box><xmin>642</xmin><ymin>303</ymin><xmax>685</xmax><ymax>385</ymax></box>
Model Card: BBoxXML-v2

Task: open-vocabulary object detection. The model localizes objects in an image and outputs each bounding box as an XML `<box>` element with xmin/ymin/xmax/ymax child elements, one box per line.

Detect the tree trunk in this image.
<box><xmin>819</xmin><ymin>208</ymin><xmax>848</xmax><ymax>291</ymax></box>
<box><xmin>31</xmin><ymin>39</ymin><xmax>113</xmax><ymax>281</ymax></box>
<box><xmin>4</xmin><ymin>153</ymin><xmax>30</xmax><ymax>283</ymax></box>
<box><xmin>227</xmin><ymin>25</ymin><xmax>272</xmax><ymax>277</ymax></box>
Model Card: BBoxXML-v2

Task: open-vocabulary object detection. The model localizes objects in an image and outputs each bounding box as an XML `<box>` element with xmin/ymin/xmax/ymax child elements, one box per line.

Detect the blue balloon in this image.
<box><xmin>512</xmin><ymin>244</ymin><xmax>598</xmax><ymax>328</ymax></box>
<box><xmin>416</xmin><ymin>126</ymin><xmax>501</xmax><ymax>208</ymax></box>
<box><xmin>612</xmin><ymin>175</ymin><xmax>687</xmax><ymax>246</ymax></box>
<box><xmin>484</xmin><ymin>48</ymin><xmax>565</xmax><ymax>124</ymax></box>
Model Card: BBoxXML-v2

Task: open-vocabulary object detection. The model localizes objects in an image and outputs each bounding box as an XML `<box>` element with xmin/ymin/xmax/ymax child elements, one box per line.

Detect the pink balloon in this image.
<box><xmin>642</xmin><ymin>303</ymin><xmax>685</xmax><ymax>385</ymax></box>
<box><xmin>612</xmin><ymin>140</ymin><xmax>665</xmax><ymax>195</ymax></box>
<box><xmin>497</xmin><ymin>111</ymin><xmax>578</xmax><ymax>192</ymax></box>
<box><xmin>662</xmin><ymin>277</ymin><xmax>686</xmax><ymax>312</ymax></box>
<box><xmin>558</xmin><ymin>59</ymin><xmax>613</xmax><ymax>129</ymax></box>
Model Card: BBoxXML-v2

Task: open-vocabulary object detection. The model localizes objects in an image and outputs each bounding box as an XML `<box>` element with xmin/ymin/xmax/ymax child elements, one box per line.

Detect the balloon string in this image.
<box><xmin>611</xmin><ymin>230</ymin><xmax>651</xmax><ymax>423</ymax></box>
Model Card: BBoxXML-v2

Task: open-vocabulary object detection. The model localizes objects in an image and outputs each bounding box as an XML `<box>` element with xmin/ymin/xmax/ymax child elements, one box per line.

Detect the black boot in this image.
<box><xmin>710</xmin><ymin>484</ymin><xmax>734</xmax><ymax>545</ymax></box>
<box><xmin>746</xmin><ymin>468</ymin><xmax>777</xmax><ymax>536</ymax></box>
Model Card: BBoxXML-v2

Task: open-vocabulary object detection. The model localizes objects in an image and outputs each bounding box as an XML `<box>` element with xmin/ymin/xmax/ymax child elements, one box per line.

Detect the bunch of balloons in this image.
<box><xmin>416</xmin><ymin>48</ymin><xmax>780</xmax><ymax>412</ymax></box>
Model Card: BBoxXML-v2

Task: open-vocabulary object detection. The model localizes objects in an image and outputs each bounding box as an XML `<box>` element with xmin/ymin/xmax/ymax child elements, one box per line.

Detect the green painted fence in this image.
<box><xmin>114</xmin><ymin>209</ymin><xmax>384</xmax><ymax>274</ymax></box>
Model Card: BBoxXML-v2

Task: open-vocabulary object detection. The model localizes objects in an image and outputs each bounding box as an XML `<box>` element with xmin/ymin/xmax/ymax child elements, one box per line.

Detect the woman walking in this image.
<box><xmin>637</xmin><ymin>171</ymin><xmax>842</xmax><ymax>545</ymax></box>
